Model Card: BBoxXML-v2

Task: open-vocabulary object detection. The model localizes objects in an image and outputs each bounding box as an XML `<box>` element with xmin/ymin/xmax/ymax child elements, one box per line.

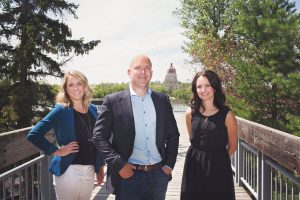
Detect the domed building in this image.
<box><xmin>164</xmin><ymin>63</ymin><xmax>179</xmax><ymax>93</ymax></box>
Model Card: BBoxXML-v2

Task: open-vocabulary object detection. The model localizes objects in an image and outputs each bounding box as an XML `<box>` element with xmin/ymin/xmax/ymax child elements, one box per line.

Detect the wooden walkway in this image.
<box><xmin>91</xmin><ymin>112</ymin><xmax>253</xmax><ymax>200</ymax></box>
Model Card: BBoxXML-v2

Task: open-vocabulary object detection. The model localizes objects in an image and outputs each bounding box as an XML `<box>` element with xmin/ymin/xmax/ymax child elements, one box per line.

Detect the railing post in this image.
<box><xmin>40</xmin><ymin>152</ymin><xmax>52</xmax><ymax>200</ymax></box>
<box><xmin>261</xmin><ymin>153</ymin><xmax>271</xmax><ymax>200</ymax></box>
<box><xmin>232</xmin><ymin>151</ymin><xmax>237</xmax><ymax>180</ymax></box>
<box><xmin>49</xmin><ymin>172</ymin><xmax>55</xmax><ymax>200</ymax></box>
<box><xmin>234</xmin><ymin>144</ymin><xmax>238</xmax><ymax>183</ymax></box>
<box><xmin>257</xmin><ymin>151</ymin><xmax>262</xmax><ymax>200</ymax></box>
<box><xmin>237</xmin><ymin>139</ymin><xmax>243</xmax><ymax>186</ymax></box>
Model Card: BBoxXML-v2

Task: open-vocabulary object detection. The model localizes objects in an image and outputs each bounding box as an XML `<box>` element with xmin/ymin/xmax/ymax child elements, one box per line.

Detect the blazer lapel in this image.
<box><xmin>119</xmin><ymin>89</ymin><xmax>135</xmax><ymax>140</ymax></box>
<box><xmin>151</xmin><ymin>92</ymin><xmax>163</xmax><ymax>145</ymax></box>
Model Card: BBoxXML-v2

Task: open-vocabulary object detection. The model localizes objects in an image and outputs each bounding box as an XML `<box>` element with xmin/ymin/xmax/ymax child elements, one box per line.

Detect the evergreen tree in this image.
<box><xmin>0</xmin><ymin>0</ymin><xmax>100</xmax><ymax>131</ymax></box>
<box><xmin>231</xmin><ymin>0</ymin><xmax>300</xmax><ymax>134</ymax></box>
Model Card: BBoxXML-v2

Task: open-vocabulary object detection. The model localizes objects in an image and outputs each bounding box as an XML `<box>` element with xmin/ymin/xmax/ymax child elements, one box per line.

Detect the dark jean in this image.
<box><xmin>115</xmin><ymin>168</ymin><xmax>170</xmax><ymax>200</ymax></box>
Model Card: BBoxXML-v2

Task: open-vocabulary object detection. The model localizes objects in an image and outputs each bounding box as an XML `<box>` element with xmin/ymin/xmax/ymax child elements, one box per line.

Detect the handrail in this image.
<box><xmin>237</xmin><ymin>117</ymin><xmax>300</xmax><ymax>174</ymax></box>
<box><xmin>0</xmin><ymin>155</ymin><xmax>45</xmax><ymax>179</ymax></box>
<box><xmin>233</xmin><ymin>135</ymin><xmax>300</xmax><ymax>199</ymax></box>
<box><xmin>266</xmin><ymin>157</ymin><xmax>300</xmax><ymax>186</ymax></box>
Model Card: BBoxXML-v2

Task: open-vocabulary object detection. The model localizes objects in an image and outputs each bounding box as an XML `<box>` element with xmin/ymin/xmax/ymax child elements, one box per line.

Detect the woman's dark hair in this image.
<box><xmin>191</xmin><ymin>70</ymin><xmax>227</xmax><ymax>114</ymax></box>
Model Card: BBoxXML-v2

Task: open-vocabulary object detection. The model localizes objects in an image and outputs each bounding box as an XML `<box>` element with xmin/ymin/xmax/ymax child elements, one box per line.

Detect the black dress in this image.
<box><xmin>180</xmin><ymin>107</ymin><xmax>235</xmax><ymax>200</ymax></box>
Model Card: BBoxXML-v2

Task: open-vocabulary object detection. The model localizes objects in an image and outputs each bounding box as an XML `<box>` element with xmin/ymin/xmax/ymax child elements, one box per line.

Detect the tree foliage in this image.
<box><xmin>92</xmin><ymin>82</ymin><xmax>192</xmax><ymax>105</ymax></box>
<box><xmin>171</xmin><ymin>83</ymin><xmax>192</xmax><ymax>104</ymax></box>
<box><xmin>176</xmin><ymin>0</ymin><xmax>300</xmax><ymax>135</ymax></box>
<box><xmin>93</xmin><ymin>83</ymin><xmax>127</xmax><ymax>98</ymax></box>
<box><xmin>231</xmin><ymin>0</ymin><xmax>300</xmax><ymax>134</ymax></box>
<box><xmin>0</xmin><ymin>0</ymin><xmax>100</xmax><ymax>131</ymax></box>
<box><xmin>175</xmin><ymin>0</ymin><xmax>236</xmax><ymax>85</ymax></box>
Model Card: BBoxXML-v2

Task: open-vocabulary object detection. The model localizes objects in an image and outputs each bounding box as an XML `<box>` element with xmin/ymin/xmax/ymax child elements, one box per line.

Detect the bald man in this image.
<box><xmin>92</xmin><ymin>54</ymin><xmax>180</xmax><ymax>200</ymax></box>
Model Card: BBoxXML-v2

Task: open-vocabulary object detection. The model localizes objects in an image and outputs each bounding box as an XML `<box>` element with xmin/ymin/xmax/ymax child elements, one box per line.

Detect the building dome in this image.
<box><xmin>164</xmin><ymin>63</ymin><xmax>179</xmax><ymax>93</ymax></box>
<box><xmin>167</xmin><ymin>63</ymin><xmax>176</xmax><ymax>74</ymax></box>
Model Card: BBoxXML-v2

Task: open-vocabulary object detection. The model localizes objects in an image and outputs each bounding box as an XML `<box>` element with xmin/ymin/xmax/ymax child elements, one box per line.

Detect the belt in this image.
<box><xmin>132</xmin><ymin>163</ymin><xmax>162</xmax><ymax>172</ymax></box>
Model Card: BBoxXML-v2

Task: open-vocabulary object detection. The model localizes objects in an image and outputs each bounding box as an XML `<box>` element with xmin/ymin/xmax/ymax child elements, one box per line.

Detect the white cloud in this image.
<box><xmin>48</xmin><ymin>0</ymin><xmax>193</xmax><ymax>84</ymax></box>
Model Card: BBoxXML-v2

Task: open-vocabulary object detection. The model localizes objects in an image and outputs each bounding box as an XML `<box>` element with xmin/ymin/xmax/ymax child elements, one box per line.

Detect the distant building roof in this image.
<box><xmin>167</xmin><ymin>63</ymin><xmax>176</xmax><ymax>74</ymax></box>
<box><xmin>164</xmin><ymin>63</ymin><xmax>179</xmax><ymax>93</ymax></box>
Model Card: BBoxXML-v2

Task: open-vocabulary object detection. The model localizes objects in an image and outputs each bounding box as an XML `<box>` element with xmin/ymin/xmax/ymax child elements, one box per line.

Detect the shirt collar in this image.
<box><xmin>129</xmin><ymin>83</ymin><xmax>152</xmax><ymax>97</ymax></box>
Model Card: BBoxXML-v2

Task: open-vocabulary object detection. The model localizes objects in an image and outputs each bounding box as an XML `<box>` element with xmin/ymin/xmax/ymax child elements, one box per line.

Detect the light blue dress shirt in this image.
<box><xmin>128</xmin><ymin>85</ymin><xmax>162</xmax><ymax>165</ymax></box>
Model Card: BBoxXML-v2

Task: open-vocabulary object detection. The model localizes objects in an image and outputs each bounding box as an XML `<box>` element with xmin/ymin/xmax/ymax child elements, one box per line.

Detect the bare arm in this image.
<box><xmin>185</xmin><ymin>107</ymin><xmax>192</xmax><ymax>138</ymax></box>
<box><xmin>225</xmin><ymin>110</ymin><xmax>238</xmax><ymax>156</ymax></box>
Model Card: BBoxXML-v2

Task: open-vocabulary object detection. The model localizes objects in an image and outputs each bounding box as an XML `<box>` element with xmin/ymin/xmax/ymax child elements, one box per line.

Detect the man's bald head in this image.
<box><xmin>130</xmin><ymin>54</ymin><xmax>152</xmax><ymax>69</ymax></box>
<box><xmin>127</xmin><ymin>54</ymin><xmax>153</xmax><ymax>96</ymax></box>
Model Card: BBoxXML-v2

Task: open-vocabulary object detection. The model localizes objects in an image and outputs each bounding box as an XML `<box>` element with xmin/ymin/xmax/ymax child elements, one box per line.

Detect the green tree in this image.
<box><xmin>230</xmin><ymin>0</ymin><xmax>300</xmax><ymax>134</ymax></box>
<box><xmin>171</xmin><ymin>83</ymin><xmax>192</xmax><ymax>103</ymax></box>
<box><xmin>93</xmin><ymin>83</ymin><xmax>127</xmax><ymax>98</ymax></box>
<box><xmin>0</xmin><ymin>0</ymin><xmax>100</xmax><ymax>131</ymax></box>
<box><xmin>175</xmin><ymin>0</ymin><xmax>236</xmax><ymax>85</ymax></box>
<box><xmin>176</xmin><ymin>0</ymin><xmax>300</xmax><ymax>135</ymax></box>
<box><xmin>150</xmin><ymin>82</ymin><xmax>168</xmax><ymax>94</ymax></box>
<box><xmin>93</xmin><ymin>82</ymin><xmax>168</xmax><ymax>98</ymax></box>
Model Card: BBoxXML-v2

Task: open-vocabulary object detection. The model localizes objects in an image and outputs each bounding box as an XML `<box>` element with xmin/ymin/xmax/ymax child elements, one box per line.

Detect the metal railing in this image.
<box><xmin>1</xmin><ymin>108</ymin><xmax>299</xmax><ymax>200</ymax></box>
<box><xmin>231</xmin><ymin>140</ymin><xmax>300</xmax><ymax>200</ymax></box>
<box><xmin>0</xmin><ymin>154</ymin><xmax>54</xmax><ymax>200</ymax></box>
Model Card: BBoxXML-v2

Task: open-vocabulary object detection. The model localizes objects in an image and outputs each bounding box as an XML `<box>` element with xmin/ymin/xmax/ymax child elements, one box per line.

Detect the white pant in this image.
<box><xmin>53</xmin><ymin>165</ymin><xmax>95</xmax><ymax>200</ymax></box>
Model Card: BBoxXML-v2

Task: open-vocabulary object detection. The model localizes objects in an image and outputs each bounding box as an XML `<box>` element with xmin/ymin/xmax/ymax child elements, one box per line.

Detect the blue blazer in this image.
<box><xmin>27</xmin><ymin>104</ymin><xmax>105</xmax><ymax>176</ymax></box>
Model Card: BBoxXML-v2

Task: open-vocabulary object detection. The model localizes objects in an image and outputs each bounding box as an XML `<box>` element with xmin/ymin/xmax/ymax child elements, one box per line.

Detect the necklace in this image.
<box><xmin>76</xmin><ymin>111</ymin><xmax>93</xmax><ymax>142</ymax></box>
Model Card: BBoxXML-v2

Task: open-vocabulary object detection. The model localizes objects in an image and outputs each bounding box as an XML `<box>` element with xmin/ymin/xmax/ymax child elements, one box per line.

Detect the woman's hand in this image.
<box><xmin>53</xmin><ymin>141</ymin><xmax>79</xmax><ymax>156</ymax></box>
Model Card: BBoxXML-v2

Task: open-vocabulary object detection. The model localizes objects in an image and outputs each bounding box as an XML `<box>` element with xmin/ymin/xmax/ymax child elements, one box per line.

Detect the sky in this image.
<box><xmin>49</xmin><ymin>0</ymin><xmax>300</xmax><ymax>84</ymax></box>
<box><xmin>48</xmin><ymin>0</ymin><xmax>192</xmax><ymax>84</ymax></box>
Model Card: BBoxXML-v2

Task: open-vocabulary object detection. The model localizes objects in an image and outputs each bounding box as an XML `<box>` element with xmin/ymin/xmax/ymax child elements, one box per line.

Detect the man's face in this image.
<box><xmin>128</xmin><ymin>56</ymin><xmax>153</xmax><ymax>90</ymax></box>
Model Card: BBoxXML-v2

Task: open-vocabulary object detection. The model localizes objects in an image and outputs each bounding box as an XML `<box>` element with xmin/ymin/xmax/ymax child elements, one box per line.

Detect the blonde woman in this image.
<box><xmin>27</xmin><ymin>70</ymin><xmax>105</xmax><ymax>200</ymax></box>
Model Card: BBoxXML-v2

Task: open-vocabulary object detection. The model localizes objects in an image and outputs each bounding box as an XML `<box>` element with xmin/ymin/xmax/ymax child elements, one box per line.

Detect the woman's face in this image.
<box><xmin>66</xmin><ymin>75</ymin><xmax>85</xmax><ymax>102</ymax></box>
<box><xmin>196</xmin><ymin>75</ymin><xmax>214</xmax><ymax>101</ymax></box>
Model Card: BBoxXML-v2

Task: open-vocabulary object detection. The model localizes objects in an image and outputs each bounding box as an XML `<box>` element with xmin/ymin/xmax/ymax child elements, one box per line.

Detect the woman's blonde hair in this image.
<box><xmin>56</xmin><ymin>70</ymin><xmax>93</xmax><ymax>108</ymax></box>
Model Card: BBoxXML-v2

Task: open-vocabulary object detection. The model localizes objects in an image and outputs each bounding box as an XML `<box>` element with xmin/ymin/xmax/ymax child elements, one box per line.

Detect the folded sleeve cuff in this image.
<box><xmin>45</xmin><ymin>145</ymin><xmax>59</xmax><ymax>155</ymax></box>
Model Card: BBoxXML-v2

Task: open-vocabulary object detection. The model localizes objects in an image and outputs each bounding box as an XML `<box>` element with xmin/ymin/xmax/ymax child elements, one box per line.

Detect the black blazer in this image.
<box><xmin>92</xmin><ymin>88</ymin><xmax>180</xmax><ymax>192</ymax></box>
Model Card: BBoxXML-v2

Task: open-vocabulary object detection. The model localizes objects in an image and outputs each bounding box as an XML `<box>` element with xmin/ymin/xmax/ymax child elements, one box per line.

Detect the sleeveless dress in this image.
<box><xmin>180</xmin><ymin>107</ymin><xmax>235</xmax><ymax>200</ymax></box>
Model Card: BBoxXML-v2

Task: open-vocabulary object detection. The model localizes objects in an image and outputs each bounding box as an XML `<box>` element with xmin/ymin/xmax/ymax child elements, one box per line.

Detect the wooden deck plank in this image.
<box><xmin>91</xmin><ymin>112</ymin><xmax>253</xmax><ymax>200</ymax></box>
